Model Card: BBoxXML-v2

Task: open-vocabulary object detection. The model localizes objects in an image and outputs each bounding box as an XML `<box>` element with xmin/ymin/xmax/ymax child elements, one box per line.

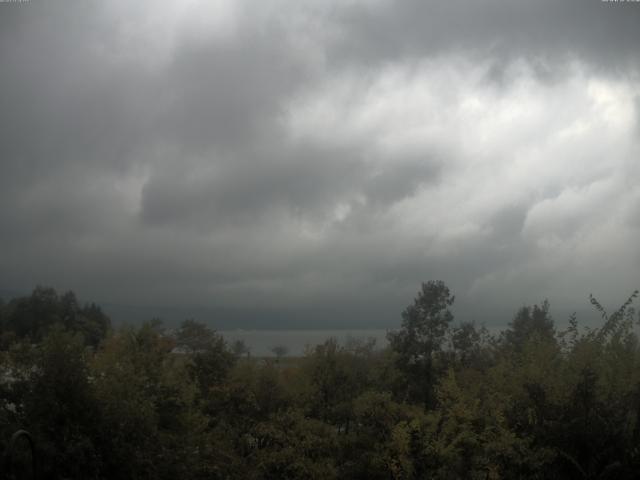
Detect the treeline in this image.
<box><xmin>1</xmin><ymin>283</ymin><xmax>640</xmax><ymax>479</ymax></box>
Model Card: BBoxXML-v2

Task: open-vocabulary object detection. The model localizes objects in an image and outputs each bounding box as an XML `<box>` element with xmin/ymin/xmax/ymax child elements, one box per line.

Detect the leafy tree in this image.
<box><xmin>0</xmin><ymin>287</ymin><xmax>110</xmax><ymax>348</ymax></box>
<box><xmin>388</xmin><ymin>280</ymin><xmax>455</xmax><ymax>408</ymax></box>
<box><xmin>304</xmin><ymin>338</ymin><xmax>350</xmax><ymax>424</ymax></box>
<box><xmin>77</xmin><ymin>301</ymin><xmax>111</xmax><ymax>348</ymax></box>
<box><xmin>232</xmin><ymin>339</ymin><xmax>251</xmax><ymax>357</ymax></box>
<box><xmin>451</xmin><ymin>321</ymin><xmax>493</xmax><ymax>369</ymax></box>
<box><xmin>503</xmin><ymin>300</ymin><xmax>555</xmax><ymax>352</ymax></box>
<box><xmin>174</xmin><ymin>319</ymin><xmax>236</xmax><ymax>398</ymax></box>
<box><xmin>3</xmin><ymin>286</ymin><xmax>61</xmax><ymax>342</ymax></box>
<box><xmin>3</xmin><ymin>283</ymin><xmax>640</xmax><ymax>479</ymax></box>
<box><xmin>344</xmin><ymin>391</ymin><xmax>419</xmax><ymax>479</ymax></box>
<box><xmin>249</xmin><ymin>410</ymin><xmax>339</xmax><ymax>480</ymax></box>
<box><xmin>175</xmin><ymin>319</ymin><xmax>216</xmax><ymax>353</ymax></box>
<box><xmin>90</xmin><ymin>321</ymin><xmax>205</xmax><ymax>479</ymax></box>
<box><xmin>21</xmin><ymin>326</ymin><xmax>101</xmax><ymax>478</ymax></box>
<box><xmin>271</xmin><ymin>345</ymin><xmax>289</xmax><ymax>362</ymax></box>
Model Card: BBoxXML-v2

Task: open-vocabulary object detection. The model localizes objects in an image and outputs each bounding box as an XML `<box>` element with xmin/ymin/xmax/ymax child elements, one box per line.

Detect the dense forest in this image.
<box><xmin>1</xmin><ymin>282</ymin><xmax>640</xmax><ymax>479</ymax></box>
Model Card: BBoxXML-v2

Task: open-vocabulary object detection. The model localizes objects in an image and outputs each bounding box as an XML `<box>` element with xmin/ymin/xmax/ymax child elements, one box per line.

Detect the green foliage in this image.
<box><xmin>388</xmin><ymin>280</ymin><xmax>455</xmax><ymax>408</ymax></box>
<box><xmin>0</xmin><ymin>287</ymin><xmax>110</xmax><ymax>347</ymax></box>
<box><xmin>248</xmin><ymin>410</ymin><xmax>339</xmax><ymax>480</ymax></box>
<box><xmin>4</xmin><ymin>326</ymin><xmax>101</xmax><ymax>478</ymax></box>
<box><xmin>451</xmin><ymin>321</ymin><xmax>493</xmax><ymax>369</ymax></box>
<box><xmin>174</xmin><ymin>319</ymin><xmax>237</xmax><ymax>398</ymax></box>
<box><xmin>2</xmin><ymin>284</ymin><xmax>640</xmax><ymax>479</ymax></box>
<box><xmin>302</xmin><ymin>337</ymin><xmax>382</xmax><ymax>431</ymax></box>
<box><xmin>503</xmin><ymin>300</ymin><xmax>556</xmax><ymax>352</ymax></box>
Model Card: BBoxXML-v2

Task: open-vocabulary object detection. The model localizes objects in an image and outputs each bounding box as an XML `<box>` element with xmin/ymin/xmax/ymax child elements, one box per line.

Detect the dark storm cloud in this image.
<box><xmin>0</xmin><ymin>4</ymin><xmax>154</xmax><ymax>172</ymax></box>
<box><xmin>154</xmin><ymin>24</ymin><xmax>310</xmax><ymax>153</ymax></box>
<box><xmin>1</xmin><ymin>0</ymin><xmax>639</xmax><ymax>327</ymax></box>
<box><xmin>333</xmin><ymin>0</ymin><xmax>640</xmax><ymax>72</ymax></box>
<box><xmin>138</xmin><ymin>143</ymin><xmax>444</xmax><ymax>231</ymax></box>
<box><xmin>138</xmin><ymin>145</ymin><xmax>365</xmax><ymax>229</ymax></box>
<box><xmin>362</xmin><ymin>157</ymin><xmax>442</xmax><ymax>207</ymax></box>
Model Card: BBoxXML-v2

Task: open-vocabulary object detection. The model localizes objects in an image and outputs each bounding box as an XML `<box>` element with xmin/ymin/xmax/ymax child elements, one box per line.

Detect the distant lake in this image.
<box><xmin>219</xmin><ymin>325</ymin><xmax>510</xmax><ymax>357</ymax></box>
<box><xmin>218</xmin><ymin>329</ymin><xmax>391</xmax><ymax>357</ymax></box>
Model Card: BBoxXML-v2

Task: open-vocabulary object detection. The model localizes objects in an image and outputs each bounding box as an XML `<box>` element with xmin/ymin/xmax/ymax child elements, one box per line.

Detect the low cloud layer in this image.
<box><xmin>1</xmin><ymin>0</ymin><xmax>639</xmax><ymax>327</ymax></box>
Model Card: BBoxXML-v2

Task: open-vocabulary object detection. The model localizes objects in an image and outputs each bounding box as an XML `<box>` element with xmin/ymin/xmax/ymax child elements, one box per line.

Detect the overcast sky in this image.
<box><xmin>1</xmin><ymin>0</ymin><xmax>639</xmax><ymax>328</ymax></box>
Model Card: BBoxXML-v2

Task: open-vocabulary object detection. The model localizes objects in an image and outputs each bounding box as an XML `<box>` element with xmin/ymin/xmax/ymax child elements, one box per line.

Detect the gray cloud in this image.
<box><xmin>1</xmin><ymin>0</ymin><xmax>639</xmax><ymax>328</ymax></box>
<box><xmin>333</xmin><ymin>0</ymin><xmax>640</xmax><ymax>72</ymax></box>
